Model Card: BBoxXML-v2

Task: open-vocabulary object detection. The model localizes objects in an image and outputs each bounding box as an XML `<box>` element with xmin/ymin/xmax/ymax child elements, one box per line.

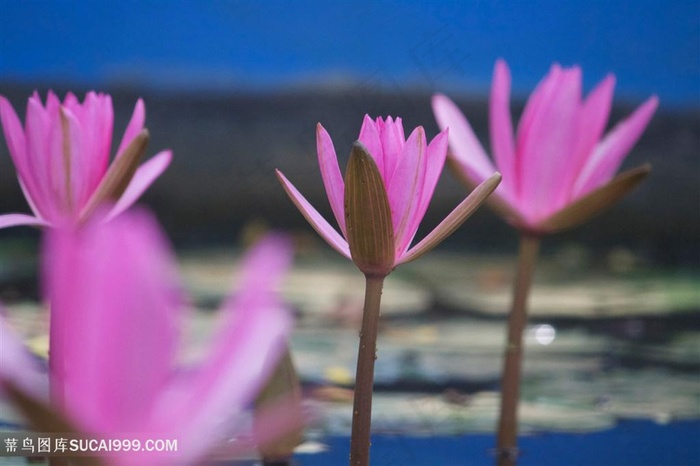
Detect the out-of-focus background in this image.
<box><xmin>1</xmin><ymin>0</ymin><xmax>698</xmax><ymax>256</ymax></box>
<box><xmin>0</xmin><ymin>1</ymin><xmax>698</xmax><ymax>465</ymax></box>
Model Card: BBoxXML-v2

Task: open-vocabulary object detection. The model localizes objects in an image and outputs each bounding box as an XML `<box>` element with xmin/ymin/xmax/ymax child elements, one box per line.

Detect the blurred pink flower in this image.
<box><xmin>277</xmin><ymin>116</ymin><xmax>500</xmax><ymax>275</ymax></box>
<box><xmin>0</xmin><ymin>91</ymin><xmax>172</xmax><ymax>228</ymax></box>
<box><xmin>433</xmin><ymin>59</ymin><xmax>657</xmax><ymax>234</ymax></box>
<box><xmin>0</xmin><ymin>209</ymin><xmax>292</xmax><ymax>465</ymax></box>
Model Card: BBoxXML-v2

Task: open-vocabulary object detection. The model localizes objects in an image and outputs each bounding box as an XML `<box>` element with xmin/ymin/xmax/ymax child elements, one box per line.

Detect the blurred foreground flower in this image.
<box><xmin>0</xmin><ymin>92</ymin><xmax>172</xmax><ymax>228</ymax></box>
<box><xmin>433</xmin><ymin>59</ymin><xmax>657</xmax><ymax>234</ymax></box>
<box><xmin>433</xmin><ymin>60</ymin><xmax>657</xmax><ymax>466</ymax></box>
<box><xmin>0</xmin><ymin>209</ymin><xmax>293</xmax><ymax>465</ymax></box>
<box><xmin>277</xmin><ymin>116</ymin><xmax>500</xmax><ymax>465</ymax></box>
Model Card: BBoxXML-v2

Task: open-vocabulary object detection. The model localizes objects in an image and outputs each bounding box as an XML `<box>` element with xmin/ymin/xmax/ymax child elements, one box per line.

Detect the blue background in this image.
<box><xmin>1</xmin><ymin>0</ymin><xmax>698</xmax><ymax>107</ymax></box>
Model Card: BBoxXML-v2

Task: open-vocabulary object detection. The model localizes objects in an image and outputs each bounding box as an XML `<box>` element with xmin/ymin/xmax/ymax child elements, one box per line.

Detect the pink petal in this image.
<box><xmin>60</xmin><ymin>107</ymin><xmax>90</xmax><ymax>211</ymax></box>
<box><xmin>316</xmin><ymin>124</ymin><xmax>346</xmax><ymax>235</ymax></box>
<box><xmin>432</xmin><ymin>94</ymin><xmax>496</xmax><ymax>185</ymax></box>
<box><xmin>18</xmin><ymin>177</ymin><xmax>45</xmax><ymax>220</ymax></box>
<box><xmin>44</xmin><ymin>93</ymin><xmax>61</xmax><ymax>144</ymax></box>
<box><xmin>573</xmin><ymin>96</ymin><xmax>658</xmax><ymax>197</ymax></box>
<box><xmin>421</xmin><ymin>128</ymin><xmax>450</xmax><ymax>205</ymax></box>
<box><xmin>61</xmin><ymin>92</ymin><xmax>80</xmax><ymax>114</ymax></box>
<box><xmin>387</xmin><ymin>126</ymin><xmax>426</xmax><ymax>255</ymax></box>
<box><xmin>24</xmin><ymin>96</ymin><xmax>58</xmax><ymax>219</ymax></box>
<box><xmin>399</xmin><ymin>172</ymin><xmax>501</xmax><ymax>265</ymax></box>
<box><xmin>224</xmin><ymin>233</ymin><xmax>293</xmax><ymax>304</ymax></box>
<box><xmin>579</xmin><ymin>75</ymin><xmax>616</xmax><ymax>165</ymax></box>
<box><xmin>0</xmin><ymin>314</ymin><xmax>48</xmax><ymax>401</ymax></box>
<box><xmin>209</xmin><ymin>394</ymin><xmax>307</xmax><ymax>460</ymax></box>
<box><xmin>104</xmin><ymin>150</ymin><xmax>172</xmax><ymax>222</ymax></box>
<box><xmin>276</xmin><ymin>170</ymin><xmax>351</xmax><ymax>259</ymax></box>
<box><xmin>554</xmin><ymin>74</ymin><xmax>616</xmax><ymax>208</ymax></box>
<box><xmin>0</xmin><ymin>213</ymin><xmax>49</xmax><ymax>229</ymax></box>
<box><xmin>516</xmin><ymin>64</ymin><xmax>562</xmax><ymax>151</ymax></box>
<box><xmin>81</xmin><ymin>93</ymin><xmax>114</xmax><ymax>196</ymax></box>
<box><xmin>158</xmin><ymin>305</ymin><xmax>290</xmax><ymax>465</ymax></box>
<box><xmin>0</xmin><ymin>96</ymin><xmax>29</xmax><ymax>178</ymax></box>
<box><xmin>43</xmin><ymin>210</ymin><xmax>182</xmax><ymax>433</ymax></box>
<box><xmin>394</xmin><ymin>116</ymin><xmax>405</xmax><ymax>140</ymax></box>
<box><xmin>358</xmin><ymin>115</ymin><xmax>385</xmax><ymax>176</ymax></box>
<box><xmin>399</xmin><ymin>128</ymin><xmax>449</xmax><ymax>255</ymax></box>
<box><xmin>116</xmin><ymin>98</ymin><xmax>146</xmax><ymax>158</ymax></box>
<box><xmin>43</xmin><ymin>227</ymin><xmax>72</xmax><ymax>409</ymax></box>
<box><xmin>379</xmin><ymin>116</ymin><xmax>405</xmax><ymax>180</ymax></box>
<box><xmin>489</xmin><ymin>59</ymin><xmax>517</xmax><ymax>199</ymax></box>
<box><xmin>44</xmin><ymin>93</ymin><xmax>69</xmax><ymax>210</ymax></box>
<box><xmin>0</xmin><ymin>97</ymin><xmax>46</xmax><ymax>216</ymax></box>
<box><xmin>148</xmin><ymin>238</ymin><xmax>292</xmax><ymax>464</ymax></box>
<box><xmin>516</xmin><ymin>66</ymin><xmax>582</xmax><ymax>223</ymax></box>
<box><xmin>45</xmin><ymin>91</ymin><xmax>61</xmax><ymax>114</ymax></box>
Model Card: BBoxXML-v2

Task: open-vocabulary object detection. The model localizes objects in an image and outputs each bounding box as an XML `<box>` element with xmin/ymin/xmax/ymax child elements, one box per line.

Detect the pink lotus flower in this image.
<box><xmin>0</xmin><ymin>209</ymin><xmax>292</xmax><ymax>465</ymax></box>
<box><xmin>0</xmin><ymin>91</ymin><xmax>172</xmax><ymax>228</ymax></box>
<box><xmin>276</xmin><ymin>116</ymin><xmax>500</xmax><ymax>276</ymax></box>
<box><xmin>433</xmin><ymin>59</ymin><xmax>658</xmax><ymax>234</ymax></box>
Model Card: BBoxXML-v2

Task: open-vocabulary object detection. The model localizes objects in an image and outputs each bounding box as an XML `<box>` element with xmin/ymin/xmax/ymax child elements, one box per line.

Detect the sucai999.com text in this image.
<box><xmin>1</xmin><ymin>433</ymin><xmax>178</xmax><ymax>457</ymax></box>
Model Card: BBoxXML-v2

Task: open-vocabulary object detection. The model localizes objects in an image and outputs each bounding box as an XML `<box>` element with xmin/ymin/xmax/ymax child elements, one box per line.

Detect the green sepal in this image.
<box><xmin>344</xmin><ymin>142</ymin><xmax>395</xmax><ymax>277</ymax></box>
<box><xmin>254</xmin><ymin>346</ymin><xmax>304</xmax><ymax>461</ymax></box>
<box><xmin>399</xmin><ymin>172</ymin><xmax>501</xmax><ymax>264</ymax></box>
<box><xmin>537</xmin><ymin>164</ymin><xmax>651</xmax><ymax>233</ymax></box>
<box><xmin>80</xmin><ymin>129</ymin><xmax>149</xmax><ymax>221</ymax></box>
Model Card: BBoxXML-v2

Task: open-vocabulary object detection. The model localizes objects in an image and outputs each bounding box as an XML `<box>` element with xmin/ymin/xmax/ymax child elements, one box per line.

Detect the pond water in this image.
<box><xmin>1</xmin><ymin>247</ymin><xmax>698</xmax><ymax>465</ymax></box>
<box><xmin>295</xmin><ymin>420</ymin><xmax>700</xmax><ymax>466</ymax></box>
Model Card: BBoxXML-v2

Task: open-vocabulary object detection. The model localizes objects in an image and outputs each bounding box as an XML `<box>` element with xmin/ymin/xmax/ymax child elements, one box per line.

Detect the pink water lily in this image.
<box><xmin>277</xmin><ymin>115</ymin><xmax>500</xmax><ymax>276</ymax></box>
<box><xmin>278</xmin><ymin>118</ymin><xmax>499</xmax><ymax>464</ymax></box>
<box><xmin>0</xmin><ymin>209</ymin><xmax>292</xmax><ymax>465</ymax></box>
<box><xmin>433</xmin><ymin>59</ymin><xmax>657</xmax><ymax>234</ymax></box>
<box><xmin>0</xmin><ymin>91</ymin><xmax>172</xmax><ymax>228</ymax></box>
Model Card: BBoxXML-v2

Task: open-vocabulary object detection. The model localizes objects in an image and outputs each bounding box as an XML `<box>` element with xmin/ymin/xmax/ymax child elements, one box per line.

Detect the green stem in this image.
<box><xmin>349</xmin><ymin>274</ymin><xmax>386</xmax><ymax>466</ymax></box>
<box><xmin>496</xmin><ymin>234</ymin><xmax>541</xmax><ymax>466</ymax></box>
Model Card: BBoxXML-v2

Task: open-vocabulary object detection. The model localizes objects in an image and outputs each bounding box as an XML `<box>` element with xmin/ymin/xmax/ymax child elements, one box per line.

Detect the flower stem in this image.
<box><xmin>350</xmin><ymin>274</ymin><xmax>386</xmax><ymax>466</ymax></box>
<box><xmin>496</xmin><ymin>234</ymin><xmax>541</xmax><ymax>466</ymax></box>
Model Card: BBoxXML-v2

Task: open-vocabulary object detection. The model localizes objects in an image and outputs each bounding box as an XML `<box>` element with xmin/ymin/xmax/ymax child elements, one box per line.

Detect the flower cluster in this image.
<box><xmin>0</xmin><ymin>57</ymin><xmax>657</xmax><ymax>465</ymax></box>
